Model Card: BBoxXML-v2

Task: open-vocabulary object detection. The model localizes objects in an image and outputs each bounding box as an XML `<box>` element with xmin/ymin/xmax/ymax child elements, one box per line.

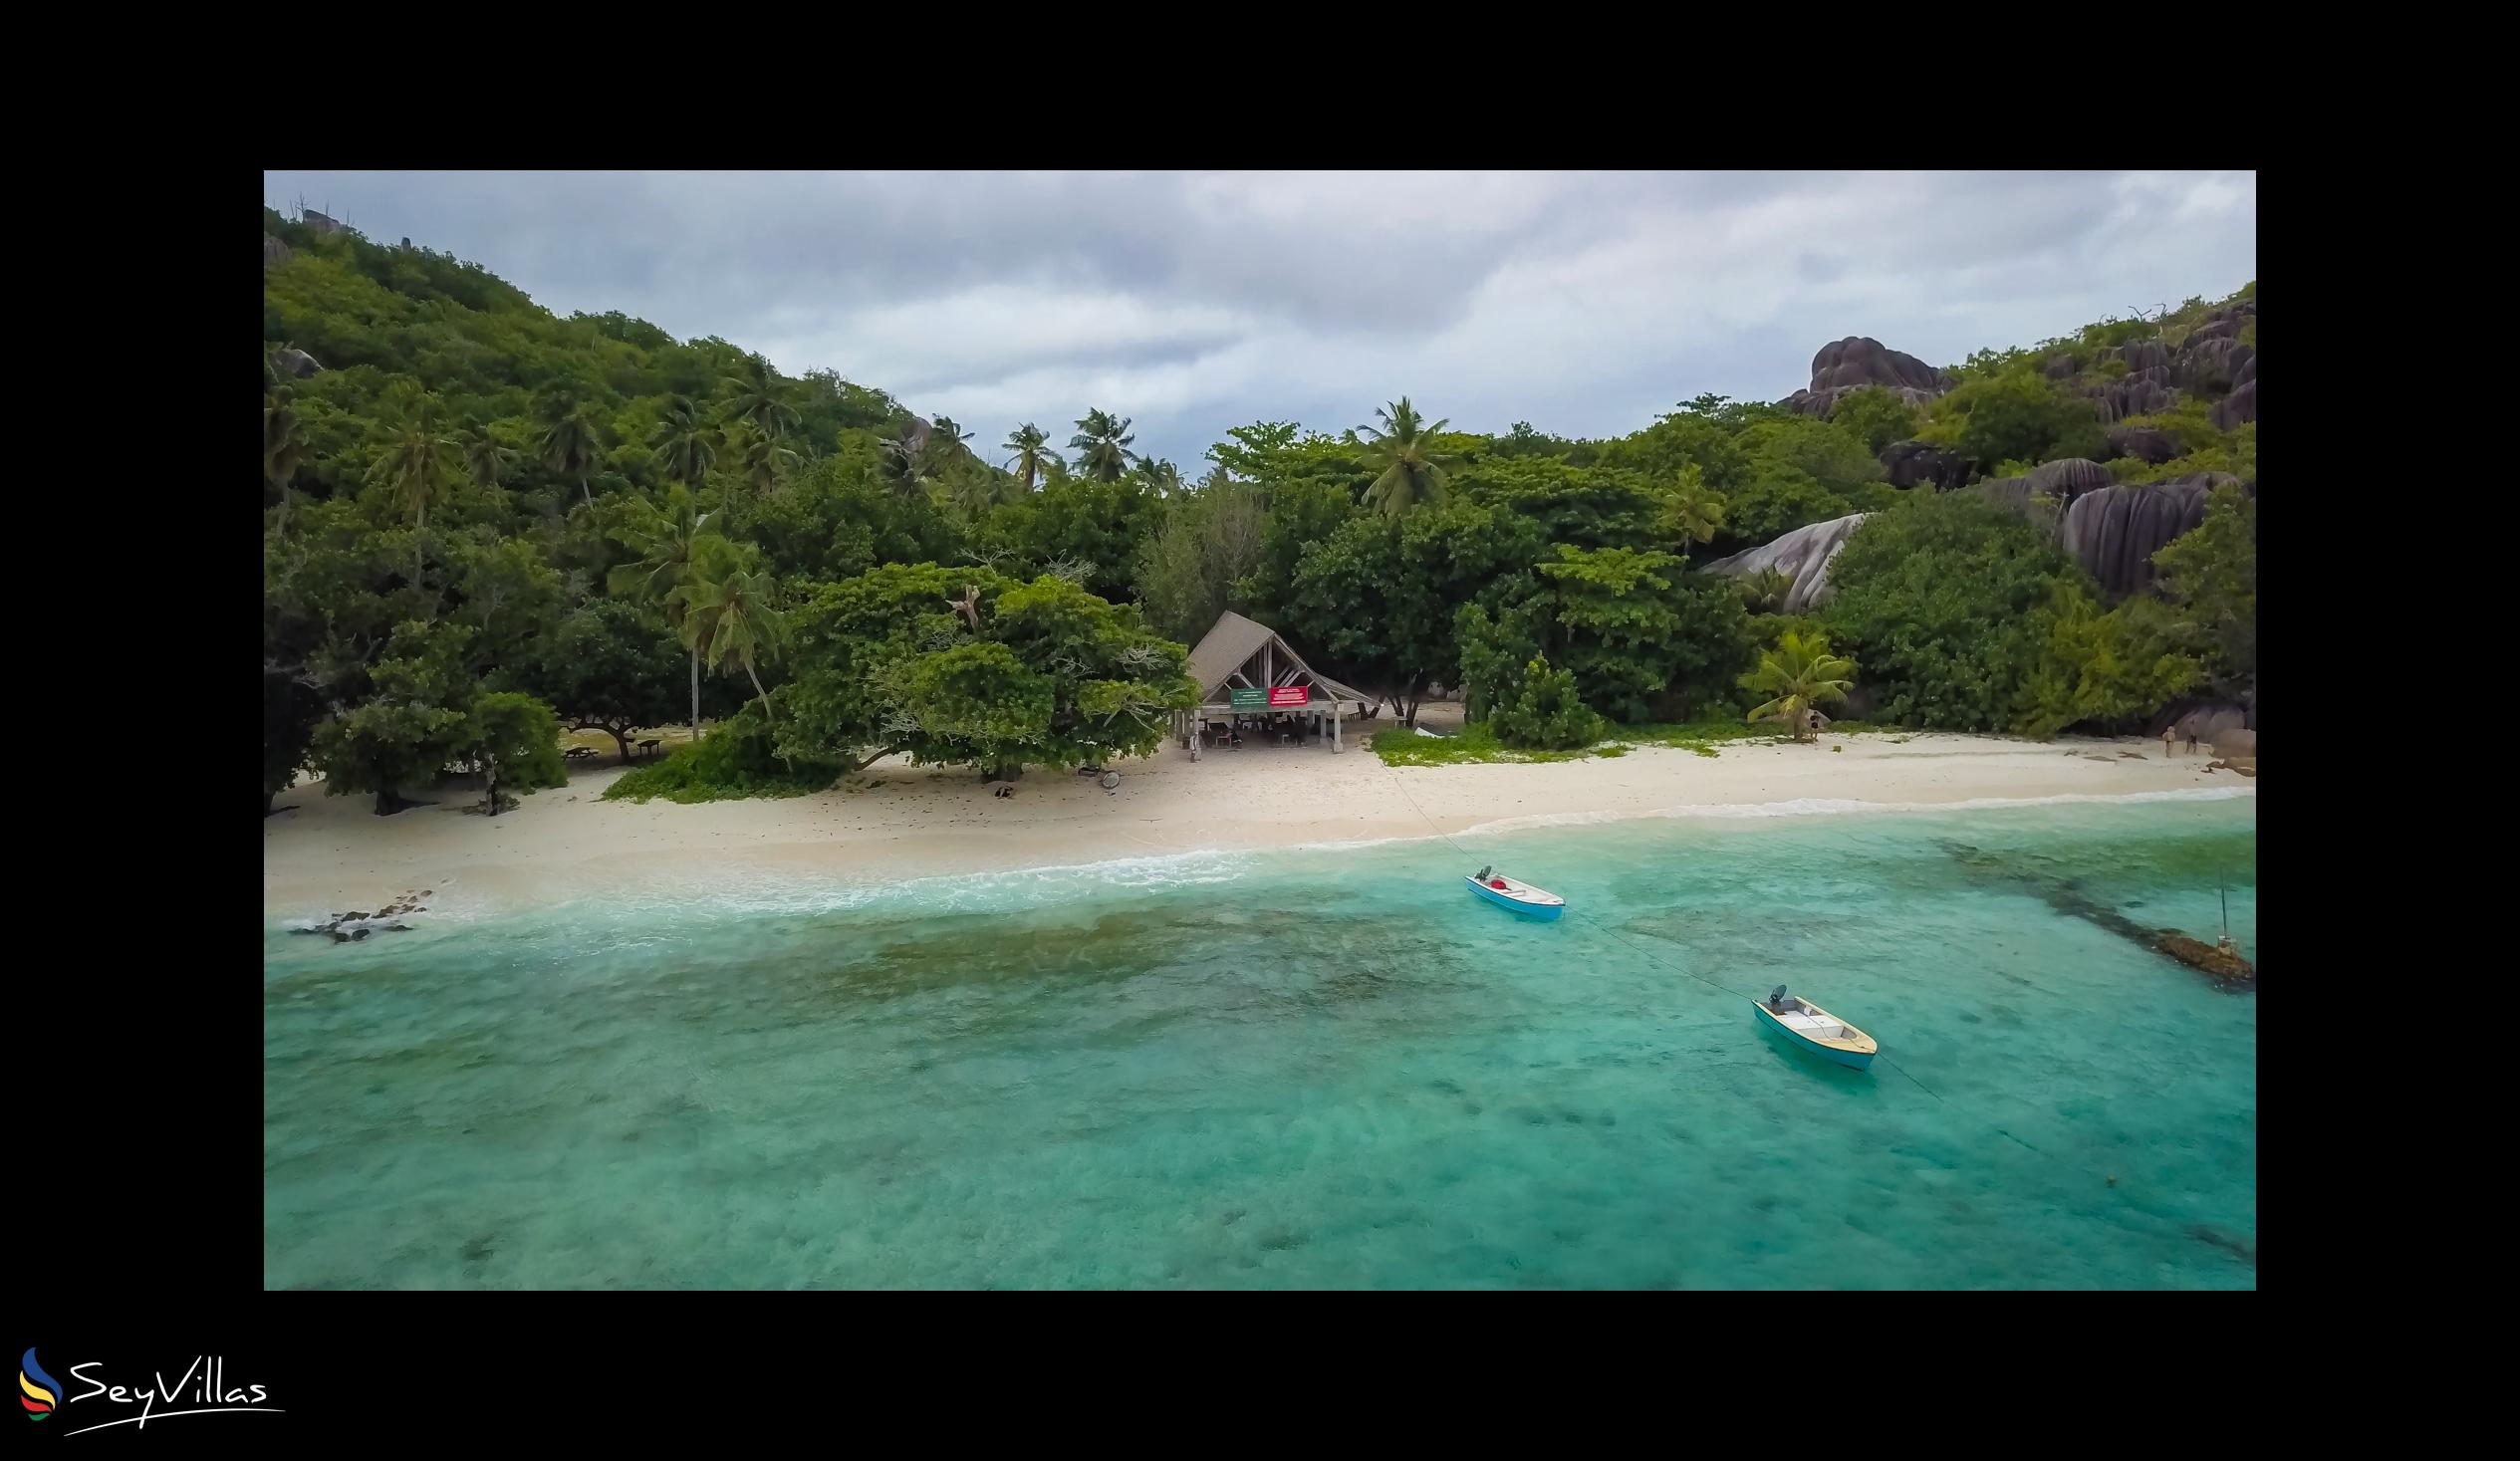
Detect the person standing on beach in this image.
<box><xmin>2162</xmin><ymin>724</ymin><xmax>2177</xmax><ymax>757</ymax></box>
<box><xmin>2186</xmin><ymin>726</ymin><xmax>2199</xmax><ymax>755</ymax></box>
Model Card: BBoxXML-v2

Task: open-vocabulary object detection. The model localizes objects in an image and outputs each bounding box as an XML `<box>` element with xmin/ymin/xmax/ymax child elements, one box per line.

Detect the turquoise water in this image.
<box><xmin>264</xmin><ymin>793</ymin><xmax>2257</xmax><ymax>1289</ymax></box>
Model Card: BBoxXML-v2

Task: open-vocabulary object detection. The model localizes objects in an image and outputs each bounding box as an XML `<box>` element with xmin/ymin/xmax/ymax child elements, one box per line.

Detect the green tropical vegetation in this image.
<box><xmin>262</xmin><ymin>206</ymin><xmax>2256</xmax><ymax>812</ymax></box>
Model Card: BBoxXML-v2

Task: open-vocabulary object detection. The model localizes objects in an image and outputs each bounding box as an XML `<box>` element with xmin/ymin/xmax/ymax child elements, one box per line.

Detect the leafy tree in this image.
<box><xmin>1454</xmin><ymin>598</ymin><xmax>1551</xmax><ymax>724</ymax></box>
<box><xmin>1354</xmin><ymin>396</ymin><xmax>1461</xmax><ymax>519</ymax></box>
<box><xmin>1207</xmin><ymin>419</ymin><xmax>1305</xmax><ymax>481</ymax></box>
<box><xmin>729</xmin><ymin>446</ymin><xmax>956</xmax><ymax>586</ymax></box>
<box><xmin>1597</xmin><ymin>408</ymin><xmax>1750</xmax><ymax>491</ymax></box>
<box><xmin>462</xmin><ymin>691</ymin><xmax>567</xmax><ymax>814</ymax></box>
<box><xmin>780</xmin><ymin>564</ymin><xmax>1193</xmax><ymax>780</ymax></box>
<box><xmin>1740</xmin><ymin>629</ymin><xmax>1855</xmax><ymax>741</ymax></box>
<box><xmin>2152</xmin><ymin>485</ymin><xmax>2256</xmax><ymax>700</ymax></box>
<box><xmin>1916</xmin><ymin>367</ymin><xmax>2105</xmax><ymax>474</ymax></box>
<box><xmin>1708</xmin><ymin>467</ymin><xmax>1857</xmax><ymax>558</ymax></box>
<box><xmin>1738</xmin><ymin>414</ymin><xmax>1885</xmax><ymax>494</ymax></box>
<box><xmin>265</xmin><ymin>387</ymin><xmax>305</xmax><ymax>530</ymax></box>
<box><xmin>1458</xmin><ymin>458</ymin><xmax>1667</xmax><ymax>551</ymax></box>
<box><xmin>1281</xmin><ymin>500</ymin><xmax>1545</xmax><ymax>723</ymax></box>
<box><xmin>1533</xmin><ymin>545</ymin><xmax>1753</xmax><ymax>721</ymax></box>
<box><xmin>1490</xmin><ymin>654</ymin><xmax>1606</xmax><ymax>750</ymax></box>
<box><xmin>529</xmin><ymin>597</ymin><xmax>725</xmax><ymax>761</ymax></box>
<box><xmin>1821</xmin><ymin>492</ymin><xmax>2079</xmax><ymax>730</ymax></box>
<box><xmin>264</xmin><ymin>669</ymin><xmax>323</xmax><ymax>816</ymax></box>
<box><xmin>2010</xmin><ymin>587</ymin><xmax>2200</xmax><ymax>739</ymax></box>
<box><xmin>1001</xmin><ymin>422</ymin><xmax>1058</xmax><ymax>494</ymax></box>
<box><xmin>605</xmin><ymin>702</ymin><xmax>841</xmax><ymax>802</ymax></box>
<box><xmin>1134</xmin><ymin>473</ymin><xmax>1268</xmax><ymax>642</ymax></box>
<box><xmin>1020</xmin><ymin>475</ymin><xmax>1156</xmax><ymax>604</ymax></box>
<box><xmin>1070</xmin><ymin>408</ymin><xmax>1137</xmax><ymax>481</ymax></box>
<box><xmin>1828</xmin><ymin>386</ymin><xmax>1923</xmax><ymax>456</ymax></box>
<box><xmin>1136</xmin><ymin>458</ymin><xmax>1183</xmax><ymax>496</ymax></box>
<box><xmin>307</xmin><ymin>619</ymin><xmax>478</xmax><ymax>815</ymax></box>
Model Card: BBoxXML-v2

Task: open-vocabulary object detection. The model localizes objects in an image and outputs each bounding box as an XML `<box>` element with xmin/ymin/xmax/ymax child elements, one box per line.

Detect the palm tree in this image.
<box><xmin>1355</xmin><ymin>397</ymin><xmax>1461</xmax><ymax>518</ymax></box>
<box><xmin>264</xmin><ymin>388</ymin><xmax>304</xmax><ymax>533</ymax></box>
<box><xmin>1666</xmin><ymin>467</ymin><xmax>1726</xmax><ymax>554</ymax></box>
<box><xmin>1741</xmin><ymin>630</ymin><xmax>1856</xmax><ymax>743</ymax></box>
<box><xmin>881</xmin><ymin>436</ymin><xmax>933</xmax><ymax>497</ymax></box>
<box><xmin>650</xmin><ymin>394</ymin><xmax>721</xmax><ymax>488</ymax></box>
<box><xmin>950</xmin><ymin>470</ymin><xmax>1002</xmax><ymax>517</ymax></box>
<box><xmin>536</xmin><ymin>393</ymin><xmax>606</xmax><ymax>510</ymax></box>
<box><xmin>608</xmin><ymin>488</ymin><xmax>719</xmax><ymax>738</ymax></box>
<box><xmin>1734</xmin><ymin>567</ymin><xmax>1793</xmax><ymax>614</ymax></box>
<box><xmin>928</xmin><ymin>416</ymin><xmax>974</xmax><ymax>463</ymax></box>
<box><xmin>1069</xmin><ymin>408</ymin><xmax>1136</xmax><ymax>482</ymax></box>
<box><xmin>1002</xmin><ymin>423</ymin><xmax>1057</xmax><ymax>493</ymax></box>
<box><xmin>1137</xmin><ymin>458</ymin><xmax>1183</xmax><ymax>495</ymax></box>
<box><xmin>679</xmin><ymin>562</ymin><xmax>787</xmax><ymax>745</ymax></box>
<box><xmin>721</xmin><ymin>355</ymin><xmax>800</xmax><ymax>440</ymax></box>
<box><xmin>367</xmin><ymin>403</ymin><xmax>457</xmax><ymax>579</ymax></box>
<box><xmin>729</xmin><ymin>425</ymin><xmax>797</xmax><ymax>497</ymax></box>
<box><xmin>463</xmin><ymin>428</ymin><xmax>518</xmax><ymax>491</ymax></box>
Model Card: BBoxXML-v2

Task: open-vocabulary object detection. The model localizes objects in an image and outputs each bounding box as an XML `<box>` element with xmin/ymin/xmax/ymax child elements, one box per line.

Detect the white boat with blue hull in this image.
<box><xmin>1465</xmin><ymin>866</ymin><xmax>1565</xmax><ymax>921</ymax></box>
<box><xmin>1752</xmin><ymin>986</ymin><xmax>1878</xmax><ymax>1071</ymax></box>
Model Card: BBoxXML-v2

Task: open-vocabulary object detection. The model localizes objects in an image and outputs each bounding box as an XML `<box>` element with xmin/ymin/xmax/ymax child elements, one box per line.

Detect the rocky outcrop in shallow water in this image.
<box><xmin>290</xmin><ymin>888</ymin><xmax>433</xmax><ymax>942</ymax></box>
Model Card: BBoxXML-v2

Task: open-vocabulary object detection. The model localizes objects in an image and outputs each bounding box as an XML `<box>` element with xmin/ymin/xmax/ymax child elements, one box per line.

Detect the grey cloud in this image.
<box><xmin>264</xmin><ymin>170</ymin><xmax>2253</xmax><ymax>469</ymax></box>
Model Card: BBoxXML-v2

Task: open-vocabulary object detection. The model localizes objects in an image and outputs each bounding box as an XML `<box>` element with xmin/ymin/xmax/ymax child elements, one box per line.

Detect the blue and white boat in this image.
<box><xmin>1465</xmin><ymin>866</ymin><xmax>1565</xmax><ymax>921</ymax></box>
<box><xmin>1752</xmin><ymin>986</ymin><xmax>1878</xmax><ymax>1071</ymax></box>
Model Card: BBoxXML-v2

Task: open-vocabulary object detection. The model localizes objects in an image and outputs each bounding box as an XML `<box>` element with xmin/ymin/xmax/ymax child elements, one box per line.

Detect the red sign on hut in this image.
<box><xmin>1268</xmin><ymin>685</ymin><xmax>1309</xmax><ymax>707</ymax></box>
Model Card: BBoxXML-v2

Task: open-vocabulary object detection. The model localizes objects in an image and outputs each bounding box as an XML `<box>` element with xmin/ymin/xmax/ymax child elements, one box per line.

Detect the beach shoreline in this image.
<box><xmin>264</xmin><ymin>721</ymin><xmax>2255</xmax><ymax>922</ymax></box>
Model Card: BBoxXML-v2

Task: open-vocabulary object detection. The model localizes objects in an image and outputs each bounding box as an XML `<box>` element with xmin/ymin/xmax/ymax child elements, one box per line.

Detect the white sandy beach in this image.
<box><xmin>264</xmin><ymin>708</ymin><xmax>2254</xmax><ymax>921</ymax></box>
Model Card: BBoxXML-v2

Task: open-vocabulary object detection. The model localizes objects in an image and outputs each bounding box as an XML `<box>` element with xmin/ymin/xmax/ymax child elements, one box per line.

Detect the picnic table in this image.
<box><xmin>633</xmin><ymin>737</ymin><xmax>662</xmax><ymax>762</ymax></box>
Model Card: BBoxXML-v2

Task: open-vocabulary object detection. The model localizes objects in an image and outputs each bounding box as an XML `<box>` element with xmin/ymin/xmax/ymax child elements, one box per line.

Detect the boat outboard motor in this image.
<box><xmin>1769</xmin><ymin>985</ymin><xmax>1790</xmax><ymax>1011</ymax></box>
<box><xmin>1476</xmin><ymin>865</ymin><xmax>1493</xmax><ymax>881</ymax></box>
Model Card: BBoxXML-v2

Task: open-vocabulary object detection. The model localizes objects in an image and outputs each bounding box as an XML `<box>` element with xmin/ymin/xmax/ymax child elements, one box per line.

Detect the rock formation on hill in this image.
<box><xmin>2103</xmin><ymin>424</ymin><xmax>2178</xmax><ymax>464</ymax></box>
<box><xmin>1701</xmin><ymin>512</ymin><xmax>1869</xmax><ymax>613</ymax></box>
<box><xmin>2057</xmin><ymin>479</ymin><xmax>2220</xmax><ymax>597</ymax></box>
<box><xmin>1782</xmin><ymin>338</ymin><xmax>1949</xmax><ymax>417</ymax></box>
<box><xmin>1880</xmin><ymin>440</ymin><xmax>1969</xmax><ymax>490</ymax></box>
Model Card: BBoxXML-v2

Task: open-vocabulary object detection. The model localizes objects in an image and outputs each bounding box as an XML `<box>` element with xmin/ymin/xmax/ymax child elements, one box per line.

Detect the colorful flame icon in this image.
<box><xmin>20</xmin><ymin>1348</ymin><xmax>60</xmax><ymax>1421</ymax></box>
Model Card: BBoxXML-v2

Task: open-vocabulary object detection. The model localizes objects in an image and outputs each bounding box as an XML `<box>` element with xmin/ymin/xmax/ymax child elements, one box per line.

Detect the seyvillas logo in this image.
<box><xmin>21</xmin><ymin>1348</ymin><xmax>60</xmax><ymax>1421</ymax></box>
<box><xmin>20</xmin><ymin>1350</ymin><xmax>282</xmax><ymax>1435</ymax></box>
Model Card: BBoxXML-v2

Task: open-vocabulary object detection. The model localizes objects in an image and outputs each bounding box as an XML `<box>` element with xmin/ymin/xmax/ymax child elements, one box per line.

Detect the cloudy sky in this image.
<box><xmin>262</xmin><ymin>170</ymin><xmax>2255</xmax><ymax>469</ymax></box>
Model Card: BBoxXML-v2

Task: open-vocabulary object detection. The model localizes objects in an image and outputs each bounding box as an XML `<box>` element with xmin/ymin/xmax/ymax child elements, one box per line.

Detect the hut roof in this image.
<box><xmin>1184</xmin><ymin>610</ymin><xmax>1368</xmax><ymax>704</ymax></box>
